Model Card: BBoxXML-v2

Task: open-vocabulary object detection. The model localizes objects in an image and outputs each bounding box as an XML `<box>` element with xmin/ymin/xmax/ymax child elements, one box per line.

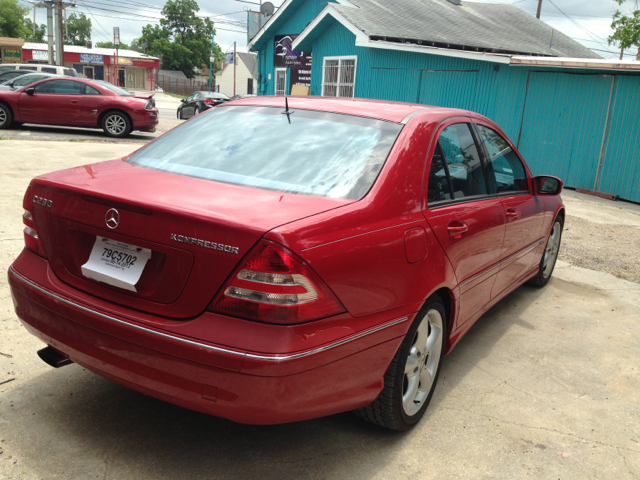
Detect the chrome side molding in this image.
<box><xmin>9</xmin><ymin>267</ymin><xmax>409</xmax><ymax>363</ymax></box>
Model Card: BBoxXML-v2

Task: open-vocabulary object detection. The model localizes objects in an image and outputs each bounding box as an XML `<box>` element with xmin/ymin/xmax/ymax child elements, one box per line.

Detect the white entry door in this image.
<box><xmin>275</xmin><ymin>68</ymin><xmax>287</xmax><ymax>95</ymax></box>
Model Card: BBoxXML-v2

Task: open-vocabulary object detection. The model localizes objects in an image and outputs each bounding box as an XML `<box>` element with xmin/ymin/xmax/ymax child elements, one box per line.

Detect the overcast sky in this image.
<box><xmin>26</xmin><ymin>0</ymin><xmax>637</xmax><ymax>59</ymax></box>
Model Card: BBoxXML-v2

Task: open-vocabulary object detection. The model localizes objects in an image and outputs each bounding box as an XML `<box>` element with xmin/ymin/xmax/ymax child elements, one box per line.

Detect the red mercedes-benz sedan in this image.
<box><xmin>0</xmin><ymin>77</ymin><xmax>158</xmax><ymax>137</ymax></box>
<box><xmin>8</xmin><ymin>96</ymin><xmax>564</xmax><ymax>430</ymax></box>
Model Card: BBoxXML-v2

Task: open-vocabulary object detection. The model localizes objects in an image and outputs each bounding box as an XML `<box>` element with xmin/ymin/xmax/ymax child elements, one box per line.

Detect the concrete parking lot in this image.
<box><xmin>1</xmin><ymin>141</ymin><xmax>639</xmax><ymax>479</ymax></box>
<box><xmin>0</xmin><ymin>92</ymin><xmax>185</xmax><ymax>143</ymax></box>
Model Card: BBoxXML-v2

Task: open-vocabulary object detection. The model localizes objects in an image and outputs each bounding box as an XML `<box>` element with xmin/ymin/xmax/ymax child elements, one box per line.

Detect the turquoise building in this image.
<box><xmin>249</xmin><ymin>0</ymin><xmax>640</xmax><ymax>203</ymax></box>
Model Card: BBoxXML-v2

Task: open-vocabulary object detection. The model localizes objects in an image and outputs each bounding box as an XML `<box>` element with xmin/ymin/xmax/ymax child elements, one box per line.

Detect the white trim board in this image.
<box><xmin>248</xmin><ymin>0</ymin><xmax>357</xmax><ymax>52</ymax></box>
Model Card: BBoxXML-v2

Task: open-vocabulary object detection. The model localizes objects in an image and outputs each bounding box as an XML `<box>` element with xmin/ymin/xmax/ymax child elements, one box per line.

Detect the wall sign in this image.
<box><xmin>112</xmin><ymin>56</ymin><xmax>133</xmax><ymax>65</ymax></box>
<box><xmin>274</xmin><ymin>35</ymin><xmax>310</xmax><ymax>68</ymax></box>
<box><xmin>32</xmin><ymin>50</ymin><xmax>49</xmax><ymax>61</ymax></box>
<box><xmin>80</xmin><ymin>54</ymin><xmax>104</xmax><ymax>64</ymax></box>
<box><xmin>3</xmin><ymin>48</ymin><xmax>22</xmax><ymax>62</ymax></box>
<box><xmin>274</xmin><ymin>35</ymin><xmax>312</xmax><ymax>87</ymax></box>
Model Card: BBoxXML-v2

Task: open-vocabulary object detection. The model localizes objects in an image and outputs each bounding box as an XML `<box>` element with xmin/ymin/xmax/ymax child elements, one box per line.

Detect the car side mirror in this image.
<box><xmin>534</xmin><ymin>175</ymin><xmax>563</xmax><ymax>195</ymax></box>
<box><xmin>24</xmin><ymin>87</ymin><xmax>35</xmax><ymax>95</ymax></box>
<box><xmin>181</xmin><ymin>99</ymin><xmax>186</xmax><ymax>103</ymax></box>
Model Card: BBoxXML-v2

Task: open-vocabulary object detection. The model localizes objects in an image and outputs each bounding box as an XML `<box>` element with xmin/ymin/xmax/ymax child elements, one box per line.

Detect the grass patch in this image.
<box><xmin>164</xmin><ymin>92</ymin><xmax>187</xmax><ymax>100</ymax></box>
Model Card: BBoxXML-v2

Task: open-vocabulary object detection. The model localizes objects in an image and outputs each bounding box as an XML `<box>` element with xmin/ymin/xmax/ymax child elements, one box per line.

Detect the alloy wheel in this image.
<box><xmin>105</xmin><ymin>115</ymin><xmax>127</xmax><ymax>135</ymax></box>
<box><xmin>542</xmin><ymin>222</ymin><xmax>561</xmax><ymax>279</ymax></box>
<box><xmin>402</xmin><ymin>309</ymin><xmax>443</xmax><ymax>416</ymax></box>
<box><xmin>0</xmin><ymin>108</ymin><xmax>6</xmax><ymax>126</ymax></box>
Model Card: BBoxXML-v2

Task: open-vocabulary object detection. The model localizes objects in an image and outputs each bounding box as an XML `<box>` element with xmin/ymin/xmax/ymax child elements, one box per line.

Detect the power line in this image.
<box><xmin>545</xmin><ymin>0</ymin><xmax>612</xmax><ymax>50</ymax></box>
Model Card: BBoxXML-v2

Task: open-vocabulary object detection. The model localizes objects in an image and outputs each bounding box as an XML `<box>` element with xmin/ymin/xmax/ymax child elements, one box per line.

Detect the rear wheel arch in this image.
<box><xmin>98</xmin><ymin>109</ymin><xmax>133</xmax><ymax>130</ymax></box>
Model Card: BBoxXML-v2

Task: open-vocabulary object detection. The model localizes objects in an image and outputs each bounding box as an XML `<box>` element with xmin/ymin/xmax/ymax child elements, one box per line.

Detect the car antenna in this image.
<box><xmin>281</xmin><ymin>96</ymin><xmax>294</xmax><ymax>124</ymax></box>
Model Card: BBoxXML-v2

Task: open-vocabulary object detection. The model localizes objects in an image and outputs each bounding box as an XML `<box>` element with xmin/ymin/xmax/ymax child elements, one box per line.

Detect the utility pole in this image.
<box><xmin>56</xmin><ymin>0</ymin><xmax>64</xmax><ymax>65</ymax></box>
<box><xmin>536</xmin><ymin>0</ymin><xmax>543</xmax><ymax>19</ymax></box>
<box><xmin>31</xmin><ymin>1</ymin><xmax>55</xmax><ymax>64</ymax></box>
<box><xmin>33</xmin><ymin>5</ymin><xmax>36</xmax><ymax>35</ymax></box>
<box><xmin>233</xmin><ymin>41</ymin><xmax>237</xmax><ymax>96</ymax></box>
<box><xmin>113</xmin><ymin>27</ymin><xmax>120</xmax><ymax>86</ymax></box>
<box><xmin>209</xmin><ymin>30</ymin><xmax>215</xmax><ymax>92</ymax></box>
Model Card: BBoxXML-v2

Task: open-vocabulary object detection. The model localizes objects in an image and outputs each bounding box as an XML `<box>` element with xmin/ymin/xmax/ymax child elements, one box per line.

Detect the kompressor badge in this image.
<box><xmin>170</xmin><ymin>234</ymin><xmax>239</xmax><ymax>254</ymax></box>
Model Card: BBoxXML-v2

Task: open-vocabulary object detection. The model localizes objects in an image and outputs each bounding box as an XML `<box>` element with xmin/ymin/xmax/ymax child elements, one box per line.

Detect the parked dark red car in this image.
<box><xmin>0</xmin><ymin>77</ymin><xmax>158</xmax><ymax>137</ymax></box>
<box><xmin>8</xmin><ymin>96</ymin><xmax>564</xmax><ymax>430</ymax></box>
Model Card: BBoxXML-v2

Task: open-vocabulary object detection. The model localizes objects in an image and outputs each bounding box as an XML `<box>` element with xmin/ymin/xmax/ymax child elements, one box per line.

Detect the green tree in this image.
<box><xmin>139</xmin><ymin>0</ymin><xmax>223</xmax><ymax>78</ymax></box>
<box><xmin>0</xmin><ymin>0</ymin><xmax>29</xmax><ymax>38</ymax></box>
<box><xmin>23</xmin><ymin>18</ymin><xmax>46</xmax><ymax>42</ymax></box>
<box><xmin>95</xmin><ymin>41</ymin><xmax>131</xmax><ymax>50</ymax></box>
<box><xmin>608</xmin><ymin>0</ymin><xmax>640</xmax><ymax>59</ymax></box>
<box><xmin>65</xmin><ymin>12</ymin><xmax>92</xmax><ymax>46</ymax></box>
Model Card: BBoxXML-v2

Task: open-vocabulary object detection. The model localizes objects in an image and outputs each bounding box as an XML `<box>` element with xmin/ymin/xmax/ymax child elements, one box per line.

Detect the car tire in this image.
<box><xmin>102</xmin><ymin>111</ymin><xmax>131</xmax><ymax>138</ymax></box>
<box><xmin>178</xmin><ymin>108</ymin><xmax>183</xmax><ymax>119</ymax></box>
<box><xmin>529</xmin><ymin>216</ymin><xmax>564</xmax><ymax>288</ymax></box>
<box><xmin>194</xmin><ymin>106</ymin><xmax>200</xmax><ymax>116</ymax></box>
<box><xmin>0</xmin><ymin>103</ymin><xmax>13</xmax><ymax>129</ymax></box>
<box><xmin>354</xmin><ymin>294</ymin><xmax>447</xmax><ymax>431</ymax></box>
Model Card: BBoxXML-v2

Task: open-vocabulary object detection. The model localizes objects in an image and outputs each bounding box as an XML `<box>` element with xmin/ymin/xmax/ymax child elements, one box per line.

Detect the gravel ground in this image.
<box><xmin>560</xmin><ymin>191</ymin><xmax>640</xmax><ymax>284</ymax></box>
<box><xmin>560</xmin><ymin>216</ymin><xmax>640</xmax><ymax>283</ymax></box>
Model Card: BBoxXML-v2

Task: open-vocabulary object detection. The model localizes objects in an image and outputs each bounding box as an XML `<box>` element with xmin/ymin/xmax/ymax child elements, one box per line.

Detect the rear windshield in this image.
<box><xmin>92</xmin><ymin>80</ymin><xmax>134</xmax><ymax>96</ymax></box>
<box><xmin>203</xmin><ymin>92</ymin><xmax>228</xmax><ymax>99</ymax></box>
<box><xmin>127</xmin><ymin>106</ymin><xmax>402</xmax><ymax>199</ymax></box>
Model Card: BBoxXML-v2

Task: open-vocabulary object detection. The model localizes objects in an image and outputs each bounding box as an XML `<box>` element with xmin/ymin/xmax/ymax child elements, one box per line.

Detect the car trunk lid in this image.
<box><xmin>30</xmin><ymin>159</ymin><xmax>352</xmax><ymax>318</ymax></box>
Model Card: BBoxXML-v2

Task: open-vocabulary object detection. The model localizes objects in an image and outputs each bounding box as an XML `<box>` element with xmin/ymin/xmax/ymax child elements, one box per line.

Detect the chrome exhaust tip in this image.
<box><xmin>37</xmin><ymin>346</ymin><xmax>73</xmax><ymax>368</ymax></box>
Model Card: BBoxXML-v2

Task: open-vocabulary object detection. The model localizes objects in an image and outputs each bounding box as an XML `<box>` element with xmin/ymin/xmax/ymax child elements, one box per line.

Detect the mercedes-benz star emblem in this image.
<box><xmin>105</xmin><ymin>208</ymin><xmax>120</xmax><ymax>229</ymax></box>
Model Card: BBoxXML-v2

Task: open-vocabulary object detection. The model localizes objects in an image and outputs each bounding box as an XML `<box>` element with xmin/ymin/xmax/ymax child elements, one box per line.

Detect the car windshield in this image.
<box><xmin>12</xmin><ymin>74</ymin><xmax>49</xmax><ymax>87</ymax></box>
<box><xmin>92</xmin><ymin>80</ymin><xmax>134</xmax><ymax>96</ymax></box>
<box><xmin>127</xmin><ymin>105</ymin><xmax>402</xmax><ymax>199</ymax></box>
<box><xmin>0</xmin><ymin>71</ymin><xmax>24</xmax><ymax>82</ymax></box>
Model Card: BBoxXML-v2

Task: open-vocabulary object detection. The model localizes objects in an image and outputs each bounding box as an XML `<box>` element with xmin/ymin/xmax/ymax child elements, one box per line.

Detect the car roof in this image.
<box><xmin>222</xmin><ymin>95</ymin><xmax>481</xmax><ymax>124</ymax></box>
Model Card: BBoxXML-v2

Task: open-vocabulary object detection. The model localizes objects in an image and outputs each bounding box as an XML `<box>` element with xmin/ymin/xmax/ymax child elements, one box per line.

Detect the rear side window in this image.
<box><xmin>0</xmin><ymin>66</ymin><xmax>15</xmax><ymax>73</ymax></box>
<box><xmin>438</xmin><ymin>123</ymin><xmax>488</xmax><ymax>199</ymax></box>
<box><xmin>34</xmin><ymin>80</ymin><xmax>83</xmax><ymax>94</ymax></box>
<box><xmin>85</xmin><ymin>85</ymin><xmax>101</xmax><ymax>95</ymax></box>
<box><xmin>476</xmin><ymin>125</ymin><xmax>529</xmax><ymax>193</ymax></box>
<box><xmin>427</xmin><ymin>143</ymin><xmax>453</xmax><ymax>204</ymax></box>
<box><xmin>127</xmin><ymin>106</ymin><xmax>402</xmax><ymax>199</ymax></box>
<box><xmin>19</xmin><ymin>66</ymin><xmax>38</xmax><ymax>71</ymax></box>
<box><xmin>41</xmin><ymin>67</ymin><xmax>57</xmax><ymax>74</ymax></box>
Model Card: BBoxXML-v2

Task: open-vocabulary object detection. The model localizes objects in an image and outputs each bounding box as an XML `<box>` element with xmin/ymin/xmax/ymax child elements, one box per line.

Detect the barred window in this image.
<box><xmin>322</xmin><ymin>57</ymin><xmax>357</xmax><ymax>98</ymax></box>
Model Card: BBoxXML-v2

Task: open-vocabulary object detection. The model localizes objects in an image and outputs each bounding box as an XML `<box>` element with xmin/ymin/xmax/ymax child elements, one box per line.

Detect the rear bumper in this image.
<box><xmin>132</xmin><ymin>110</ymin><xmax>159</xmax><ymax>132</ymax></box>
<box><xmin>8</xmin><ymin>254</ymin><xmax>412</xmax><ymax>424</ymax></box>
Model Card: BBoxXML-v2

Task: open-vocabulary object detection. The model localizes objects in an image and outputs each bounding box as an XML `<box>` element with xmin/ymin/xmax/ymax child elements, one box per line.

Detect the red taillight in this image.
<box><xmin>203</xmin><ymin>99</ymin><xmax>215</xmax><ymax>104</ymax></box>
<box><xmin>22</xmin><ymin>188</ymin><xmax>47</xmax><ymax>258</ymax></box>
<box><xmin>209</xmin><ymin>240</ymin><xmax>345</xmax><ymax>325</ymax></box>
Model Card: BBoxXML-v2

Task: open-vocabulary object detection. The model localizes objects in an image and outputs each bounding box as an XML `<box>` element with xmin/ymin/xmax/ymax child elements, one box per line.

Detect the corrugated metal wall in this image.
<box><xmin>596</xmin><ymin>75</ymin><xmax>640</xmax><ymax>203</ymax></box>
<box><xmin>517</xmin><ymin>72</ymin><xmax>613</xmax><ymax>189</ymax></box>
<box><xmin>418</xmin><ymin>70</ymin><xmax>479</xmax><ymax>110</ymax></box>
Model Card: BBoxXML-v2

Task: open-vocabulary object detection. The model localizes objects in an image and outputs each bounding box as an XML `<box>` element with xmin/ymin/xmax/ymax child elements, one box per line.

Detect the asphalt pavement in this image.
<box><xmin>0</xmin><ymin>142</ymin><xmax>639</xmax><ymax>479</ymax></box>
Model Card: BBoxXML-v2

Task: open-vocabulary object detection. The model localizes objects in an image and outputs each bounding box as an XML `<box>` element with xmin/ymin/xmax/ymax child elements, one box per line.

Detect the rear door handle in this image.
<box><xmin>447</xmin><ymin>221</ymin><xmax>468</xmax><ymax>239</ymax></box>
<box><xmin>506</xmin><ymin>208</ymin><xmax>518</xmax><ymax>221</ymax></box>
<box><xmin>70</xmin><ymin>100</ymin><xmax>79</xmax><ymax>104</ymax></box>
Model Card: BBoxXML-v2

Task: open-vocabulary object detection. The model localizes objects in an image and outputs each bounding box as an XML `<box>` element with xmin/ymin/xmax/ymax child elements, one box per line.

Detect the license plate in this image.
<box><xmin>81</xmin><ymin>237</ymin><xmax>152</xmax><ymax>292</ymax></box>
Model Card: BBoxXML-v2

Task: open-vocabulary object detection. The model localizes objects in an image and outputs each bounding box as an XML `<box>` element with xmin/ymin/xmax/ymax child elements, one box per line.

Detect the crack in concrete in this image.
<box><xmin>441</xmin><ymin>406</ymin><xmax>640</xmax><ymax>455</ymax></box>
